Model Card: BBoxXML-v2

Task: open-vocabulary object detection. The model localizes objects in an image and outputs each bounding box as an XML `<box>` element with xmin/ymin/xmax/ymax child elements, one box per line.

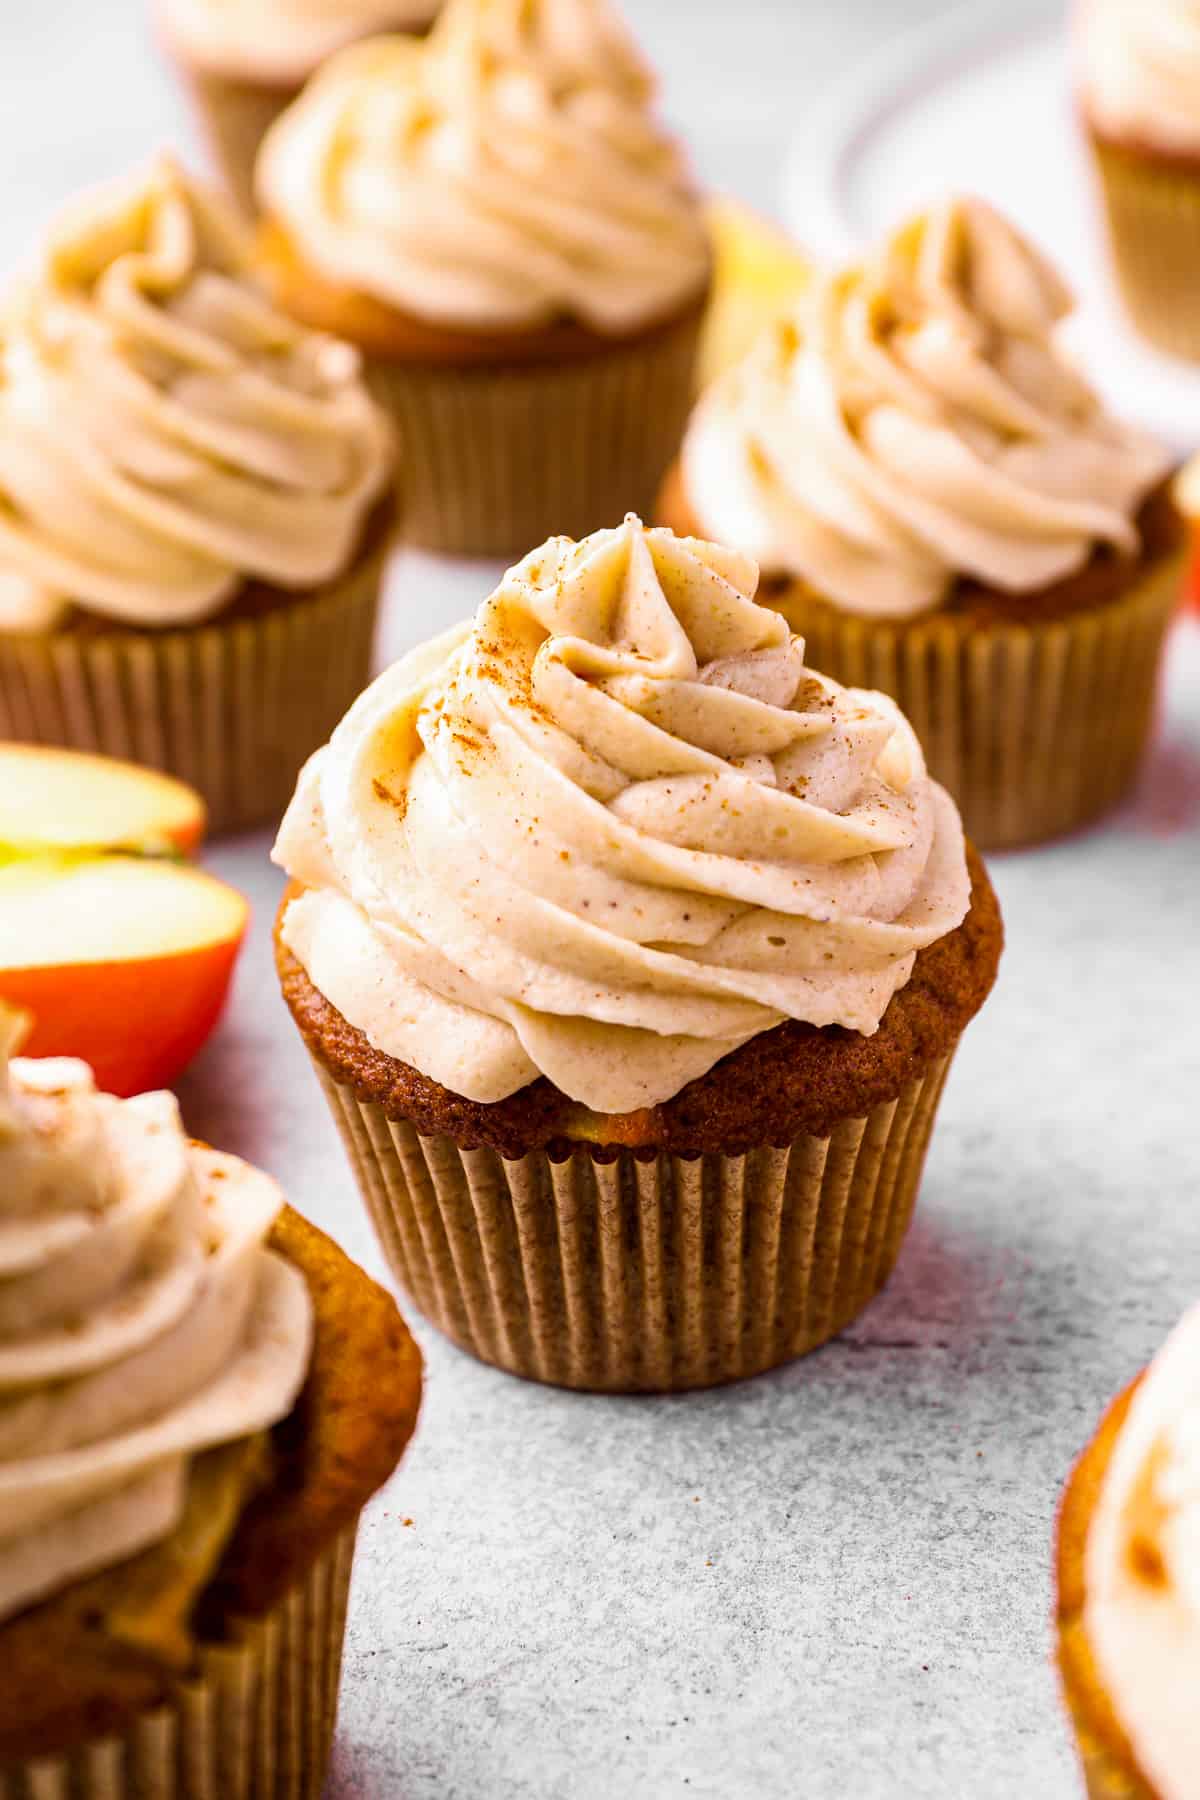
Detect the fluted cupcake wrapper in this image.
<box><xmin>308</xmin><ymin>1052</ymin><xmax>954</xmax><ymax>1393</ymax></box>
<box><xmin>176</xmin><ymin>65</ymin><xmax>300</xmax><ymax>217</ymax></box>
<box><xmin>0</xmin><ymin>1527</ymin><xmax>356</xmax><ymax>1800</ymax></box>
<box><xmin>775</xmin><ymin>551</ymin><xmax>1183</xmax><ymax>852</ymax></box>
<box><xmin>0</xmin><ymin>544</ymin><xmax>386</xmax><ymax>837</ymax></box>
<box><xmin>365</xmin><ymin>305</ymin><xmax>704</xmax><ymax>558</ymax></box>
<box><xmin>1089</xmin><ymin>131</ymin><xmax>1200</xmax><ymax>361</ymax></box>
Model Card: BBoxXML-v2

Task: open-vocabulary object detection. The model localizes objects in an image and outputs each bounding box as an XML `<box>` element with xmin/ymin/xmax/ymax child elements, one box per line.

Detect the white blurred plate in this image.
<box><xmin>782</xmin><ymin>0</ymin><xmax>1200</xmax><ymax>455</ymax></box>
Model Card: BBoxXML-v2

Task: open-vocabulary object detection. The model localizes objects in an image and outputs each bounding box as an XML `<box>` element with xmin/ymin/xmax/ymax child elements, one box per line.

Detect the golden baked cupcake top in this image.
<box><xmin>273</xmin><ymin>516</ymin><xmax>970</xmax><ymax>1115</ymax></box>
<box><xmin>0</xmin><ymin>1007</ymin><xmax>312</xmax><ymax>1624</ymax></box>
<box><xmin>256</xmin><ymin>0</ymin><xmax>711</xmax><ymax>334</ymax></box>
<box><xmin>0</xmin><ymin>156</ymin><xmax>391</xmax><ymax>633</ymax></box>
<box><xmin>157</xmin><ymin>0</ymin><xmax>440</xmax><ymax>83</ymax></box>
<box><xmin>680</xmin><ymin>196</ymin><xmax>1170</xmax><ymax>620</ymax></box>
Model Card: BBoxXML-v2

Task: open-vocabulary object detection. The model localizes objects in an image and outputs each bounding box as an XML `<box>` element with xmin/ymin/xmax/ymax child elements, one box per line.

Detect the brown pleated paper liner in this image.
<box><xmin>772</xmin><ymin>550</ymin><xmax>1183</xmax><ymax>852</ymax></box>
<box><xmin>1088</xmin><ymin>130</ymin><xmax>1200</xmax><ymax>361</ymax></box>
<box><xmin>365</xmin><ymin>303</ymin><xmax>704</xmax><ymax>557</ymax></box>
<box><xmin>0</xmin><ymin>1527</ymin><xmax>356</xmax><ymax>1800</ymax></box>
<box><xmin>309</xmin><ymin>1051</ymin><xmax>954</xmax><ymax>1393</ymax></box>
<box><xmin>0</xmin><ymin>535</ymin><xmax>387</xmax><ymax>837</ymax></box>
<box><xmin>178</xmin><ymin>64</ymin><xmax>299</xmax><ymax>216</ymax></box>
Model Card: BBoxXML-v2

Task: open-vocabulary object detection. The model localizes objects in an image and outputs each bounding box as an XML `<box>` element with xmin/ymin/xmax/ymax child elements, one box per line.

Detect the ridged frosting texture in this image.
<box><xmin>158</xmin><ymin>0</ymin><xmax>440</xmax><ymax>83</ymax></box>
<box><xmin>1085</xmin><ymin>1302</ymin><xmax>1200</xmax><ymax>1800</ymax></box>
<box><xmin>274</xmin><ymin>518</ymin><xmax>970</xmax><ymax>1115</ymax></box>
<box><xmin>1077</xmin><ymin>0</ymin><xmax>1200</xmax><ymax>155</ymax></box>
<box><xmin>0</xmin><ymin>1013</ymin><xmax>312</xmax><ymax>1624</ymax></box>
<box><xmin>681</xmin><ymin>197</ymin><xmax>1170</xmax><ymax>620</ymax></box>
<box><xmin>257</xmin><ymin>0</ymin><xmax>711</xmax><ymax>333</ymax></box>
<box><xmin>0</xmin><ymin>157</ymin><xmax>390</xmax><ymax>632</ymax></box>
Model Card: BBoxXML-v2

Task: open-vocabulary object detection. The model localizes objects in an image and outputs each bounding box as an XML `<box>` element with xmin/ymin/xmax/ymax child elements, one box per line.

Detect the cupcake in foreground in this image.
<box><xmin>663</xmin><ymin>196</ymin><xmax>1184</xmax><ymax>850</ymax></box>
<box><xmin>0</xmin><ymin>1006</ymin><xmax>421</xmax><ymax>1793</ymax></box>
<box><xmin>256</xmin><ymin>0</ymin><xmax>712</xmax><ymax>555</ymax></box>
<box><xmin>156</xmin><ymin>0</ymin><xmax>443</xmax><ymax>215</ymax></box>
<box><xmin>1057</xmin><ymin>1304</ymin><xmax>1200</xmax><ymax>1798</ymax></box>
<box><xmin>1076</xmin><ymin>0</ymin><xmax>1200</xmax><ymax>360</ymax></box>
<box><xmin>0</xmin><ymin>157</ymin><xmax>394</xmax><ymax>835</ymax></box>
<box><xmin>272</xmin><ymin>517</ymin><xmax>1002</xmax><ymax>1393</ymax></box>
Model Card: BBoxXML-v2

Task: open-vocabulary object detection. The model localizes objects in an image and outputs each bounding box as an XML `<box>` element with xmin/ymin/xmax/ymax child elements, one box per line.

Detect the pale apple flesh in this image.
<box><xmin>0</xmin><ymin>745</ymin><xmax>206</xmax><ymax>860</ymax></box>
<box><xmin>0</xmin><ymin>858</ymin><xmax>248</xmax><ymax>1097</ymax></box>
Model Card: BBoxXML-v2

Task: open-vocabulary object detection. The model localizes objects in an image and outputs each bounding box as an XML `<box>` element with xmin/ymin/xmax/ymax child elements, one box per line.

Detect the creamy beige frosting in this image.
<box><xmin>1077</xmin><ymin>0</ymin><xmax>1200</xmax><ymax>155</ymax></box>
<box><xmin>681</xmin><ymin>197</ymin><xmax>1170</xmax><ymax>621</ymax></box>
<box><xmin>0</xmin><ymin>157</ymin><xmax>391</xmax><ymax>633</ymax></box>
<box><xmin>158</xmin><ymin>0</ymin><xmax>440</xmax><ymax>84</ymax></box>
<box><xmin>1085</xmin><ymin>1303</ymin><xmax>1200</xmax><ymax>1800</ymax></box>
<box><xmin>0</xmin><ymin>1011</ymin><xmax>312</xmax><ymax>1624</ymax></box>
<box><xmin>274</xmin><ymin>518</ymin><xmax>970</xmax><ymax>1114</ymax></box>
<box><xmin>256</xmin><ymin>0</ymin><xmax>711</xmax><ymax>333</ymax></box>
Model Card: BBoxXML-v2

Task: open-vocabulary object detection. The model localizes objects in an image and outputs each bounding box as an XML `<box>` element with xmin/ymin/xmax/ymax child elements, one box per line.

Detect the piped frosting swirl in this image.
<box><xmin>0</xmin><ymin>158</ymin><xmax>390</xmax><ymax>632</ymax></box>
<box><xmin>274</xmin><ymin>518</ymin><xmax>970</xmax><ymax>1114</ymax></box>
<box><xmin>681</xmin><ymin>197</ymin><xmax>1169</xmax><ymax>620</ymax></box>
<box><xmin>256</xmin><ymin>0</ymin><xmax>711</xmax><ymax>333</ymax></box>
<box><xmin>0</xmin><ymin>1011</ymin><xmax>312</xmax><ymax>1624</ymax></box>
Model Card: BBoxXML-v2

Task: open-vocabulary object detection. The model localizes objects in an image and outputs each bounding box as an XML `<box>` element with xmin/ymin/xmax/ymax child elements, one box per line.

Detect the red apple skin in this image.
<box><xmin>0</xmin><ymin>932</ymin><xmax>246</xmax><ymax>1097</ymax></box>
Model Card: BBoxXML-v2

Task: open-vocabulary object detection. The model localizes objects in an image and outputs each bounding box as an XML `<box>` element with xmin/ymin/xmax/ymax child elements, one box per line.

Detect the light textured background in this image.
<box><xmin>5</xmin><ymin>2</ymin><xmax>1200</xmax><ymax>1796</ymax></box>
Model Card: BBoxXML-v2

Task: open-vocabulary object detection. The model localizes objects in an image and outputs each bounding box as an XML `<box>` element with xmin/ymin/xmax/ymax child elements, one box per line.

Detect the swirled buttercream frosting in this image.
<box><xmin>274</xmin><ymin>517</ymin><xmax>971</xmax><ymax>1114</ymax></box>
<box><xmin>0</xmin><ymin>157</ymin><xmax>390</xmax><ymax>632</ymax></box>
<box><xmin>681</xmin><ymin>197</ymin><xmax>1170</xmax><ymax>620</ymax></box>
<box><xmin>1085</xmin><ymin>1303</ymin><xmax>1200</xmax><ymax>1800</ymax></box>
<box><xmin>1077</xmin><ymin>0</ymin><xmax>1200</xmax><ymax>156</ymax></box>
<box><xmin>158</xmin><ymin>0</ymin><xmax>440</xmax><ymax>84</ymax></box>
<box><xmin>0</xmin><ymin>1010</ymin><xmax>312</xmax><ymax>1624</ymax></box>
<box><xmin>256</xmin><ymin>0</ymin><xmax>711</xmax><ymax>333</ymax></box>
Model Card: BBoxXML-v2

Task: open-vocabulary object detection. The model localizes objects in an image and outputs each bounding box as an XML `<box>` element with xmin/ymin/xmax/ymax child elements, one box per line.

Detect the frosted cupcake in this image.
<box><xmin>257</xmin><ymin>0</ymin><xmax>712</xmax><ymax>555</ymax></box>
<box><xmin>156</xmin><ymin>0</ymin><xmax>443</xmax><ymax>215</ymax></box>
<box><xmin>1076</xmin><ymin>0</ymin><xmax>1200</xmax><ymax>360</ymax></box>
<box><xmin>1058</xmin><ymin>1302</ymin><xmax>1200</xmax><ymax>1798</ymax></box>
<box><xmin>0</xmin><ymin>1007</ymin><xmax>421</xmax><ymax>1792</ymax></box>
<box><xmin>272</xmin><ymin>517</ymin><xmax>1002</xmax><ymax>1392</ymax></box>
<box><xmin>0</xmin><ymin>158</ymin><xmax>394</xmax><ymax>834</ymax></box>
<box><xmin>663</xmin><ymin>197</ymin><xmax>1183</xmax><ymax>850</ymax></box>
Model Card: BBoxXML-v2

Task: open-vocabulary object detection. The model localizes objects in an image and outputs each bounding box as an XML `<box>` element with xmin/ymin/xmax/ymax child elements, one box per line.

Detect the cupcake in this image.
<box><xmin>155</xmin><ymin>0</ymin><xmax>443</xmax><ymax>216</ymax></box>
<box><xmin>0</xmin><ymin>157</ymin><xmax>394</xmax><ymax>836</ymax></box>
<box><xmin>0</xmin><ymin>1005</ymin><xmax>421</xmax><ymax>1793</ymax></box>
<box><xmin>256</xmin><ymin>0</ymin><xmax>712</xmax><ymax>556</ymax></box>
<box><xmin>1076</xmin><ymin>0</ymin><xmax>1200</xmax><ymax>360</ymax></box>
<box><xmin>272</xmin><ymin>517</ymin><xmax>1002</xmax><ymax>1393</ymax></box>
<box><xmin>664</xmin><ymin>197</ymin><xmax>1184</xmax><ymax>850</ymax></box>
<box><xmin>1057</xmin><ymin>1303</ymin><xmax>1200</xmax><ymax>1798</ymax></box>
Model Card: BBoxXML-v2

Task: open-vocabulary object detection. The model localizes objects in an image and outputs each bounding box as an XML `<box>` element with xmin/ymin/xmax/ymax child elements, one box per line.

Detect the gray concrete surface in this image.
<box><xmin>7</xmin><ymin>1</ymin><xmax>1200</xmax><ymax>1794</ymax></box>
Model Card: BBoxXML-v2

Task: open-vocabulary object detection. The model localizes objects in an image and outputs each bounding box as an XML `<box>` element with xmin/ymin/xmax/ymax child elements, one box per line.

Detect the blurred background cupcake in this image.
<box><xmin>271</xmin><ymin>517</ymin><xmax>1001</xmax><ymax>1393</ymax></box>
<box><xmin>155</xmin><ymin>0</ymin><xmax>443</xmax><ymax>215</ymax></box>
<box><xmin>256</xmin><ymin>0</ymin><xmax>713</xmax><ymax>555</ymax></box>
<box><xmin>1057</xmin><ymin>1301</ymin><xmax>1200</xmax><ymax>1799</ymax></box>
<box><xmin>0</xmin><ymin>157</ymin><xmax>394</xmax><ymax>835</ymax></box>
<box><xmin>664</xmin><ymin>196</ymin><xmax>1185</xmax><ymax>850</ymax></box>
<box><xmin>1076</xmin><ymin>0</ymin><xmax>1200</xmax><ymax>361</ymax></box>
<box><xmin>0</xmin><ymin>1007</ymin><xmax>421</xmax><ymax>1794</ymax></box>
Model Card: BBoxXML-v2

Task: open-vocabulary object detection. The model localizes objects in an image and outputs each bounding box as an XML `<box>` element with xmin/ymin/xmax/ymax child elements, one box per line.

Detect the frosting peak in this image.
<box><xmin>1086</xmin><ymin>1303</ymin><xmax>1200</xmax><ymax>1800</ymax></box>
<box><xmin>0</xmin><ymin>1018</ymin><xmax>312</xmax><ymax>1623</ymax></box>
<box><xmin>257</xmin><ymin>0</ymin><xmax>711</xmax><ymax>333</ymax></box>
<box><xmin>682</xmin><ymin>196</ymin><xmax>1170</xmax><ymax>620</ymax></box>
<box><xmin>0</xmin><ymin>158</ymin><xmax>391</xmax><ymax>631</ymax></box>
<box><xmin>274</xmin><ymin>519</ymin><xmax>970</xmax><ymax>1114</ymax></box>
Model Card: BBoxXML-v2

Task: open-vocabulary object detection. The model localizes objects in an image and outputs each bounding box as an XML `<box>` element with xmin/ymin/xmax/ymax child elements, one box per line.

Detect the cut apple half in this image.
<box><xmin>0</xmin><ymin>856</ymin><xmax>248</xmax><ymax>1096</ymax></box>
<box><xmin>0</xmin><ymin>745</ymin><xmax>206</xmax><ymax>861</ymax></box>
